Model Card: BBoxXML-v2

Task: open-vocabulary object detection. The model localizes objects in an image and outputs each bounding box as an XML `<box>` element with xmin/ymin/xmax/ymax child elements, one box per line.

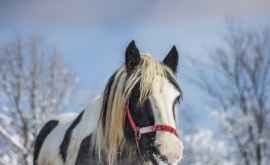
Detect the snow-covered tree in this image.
<box><xmin>182</xmin><ymin>128</ymin><xmax>234</xmax><ymax>165</ymax></box>
<box><xmin>179</xmin><ymin>106</ymin><xmax>233</xmax><ymax>165</ymax></box>
<box><xmin>194</xmin><ymin>24</ymin><xmax>270</xmax><ymax>165</ymax></box>
<box><xmin>0</xmin><ymin>36</ymin><xmax>77</xmax><ymax>165</ymax></box>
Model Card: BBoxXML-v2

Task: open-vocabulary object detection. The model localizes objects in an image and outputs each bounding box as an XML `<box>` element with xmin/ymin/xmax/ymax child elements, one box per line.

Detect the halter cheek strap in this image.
<box><xmin>125</xmin><ymin>104</ymin><xmax>177</xmax><ymax>139</ymax></box>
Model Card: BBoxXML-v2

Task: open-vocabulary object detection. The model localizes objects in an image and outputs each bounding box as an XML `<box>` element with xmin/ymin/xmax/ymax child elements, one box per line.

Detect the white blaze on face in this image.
<box><xmin>150</xmin><ymin>76</ymin><xmax>183</xmax><ymax>164</ymax></box>
<box><xmin>150</xmin><ymin>77</ymin><xmax>179</xmax><ymax>127</ymax></box>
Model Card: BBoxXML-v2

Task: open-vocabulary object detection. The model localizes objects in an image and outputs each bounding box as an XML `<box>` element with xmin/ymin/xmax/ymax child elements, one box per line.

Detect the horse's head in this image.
<box><xmin>96</xmin><ymin>41</ymin><xmax>183</xmax><ymax>165</ymax></box>
<box><xmin>123</xmin><ymin>41</ymin><xmax>183</xmax><ymax>164</ymax></box>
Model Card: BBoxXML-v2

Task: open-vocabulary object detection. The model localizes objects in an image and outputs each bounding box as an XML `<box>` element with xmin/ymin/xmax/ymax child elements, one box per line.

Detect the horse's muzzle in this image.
<box><xmin>154</xmin><ymin>132</ymin><xmax>183</xmax><ymax>164</ymax></box>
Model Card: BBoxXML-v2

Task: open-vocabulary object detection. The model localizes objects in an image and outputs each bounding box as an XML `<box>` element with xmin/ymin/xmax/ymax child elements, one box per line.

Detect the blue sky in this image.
<box><xmin>1</xmin><ymin>0</ymin><xmax>270</xmax><ymax>129</ymax></box>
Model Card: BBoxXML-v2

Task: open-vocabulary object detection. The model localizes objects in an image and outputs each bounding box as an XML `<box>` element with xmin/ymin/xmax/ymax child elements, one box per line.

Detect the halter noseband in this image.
<box><xmin>125</xmin><ymin>104</ymin><xmax>177</xmax><ymax>140</ymax></box>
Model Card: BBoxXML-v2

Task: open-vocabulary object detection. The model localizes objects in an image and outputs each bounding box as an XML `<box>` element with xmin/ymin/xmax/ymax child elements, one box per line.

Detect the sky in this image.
<box><xmin>1</xmin><ymin>0</ymin><xmax>270</xmax><ymax>129</ymax></box>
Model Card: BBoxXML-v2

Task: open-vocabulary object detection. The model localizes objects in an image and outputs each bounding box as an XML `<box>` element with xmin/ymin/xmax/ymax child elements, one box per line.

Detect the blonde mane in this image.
<box><xmin>93</xmin><ymin>54</ymin><xmax>174</xmax><ymax>164</ymax></box>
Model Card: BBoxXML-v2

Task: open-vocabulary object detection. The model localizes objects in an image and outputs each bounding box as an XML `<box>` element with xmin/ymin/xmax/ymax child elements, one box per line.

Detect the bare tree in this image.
<box><xmin>0</xmin><ymin>36</ymin><xmax>77</xmax><ymax>165</ymax></box>
<box><xmin>194</xmin><ymin>24</ymin><xmax>270</xmax><ymax>165</ymax></box>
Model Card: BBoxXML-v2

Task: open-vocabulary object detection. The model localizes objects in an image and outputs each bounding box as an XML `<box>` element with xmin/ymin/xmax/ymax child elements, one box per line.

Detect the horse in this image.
<box><xmin>33</xmin><ymin>41</ymin><xmax>184</xmax><ymax>165</ymax></box>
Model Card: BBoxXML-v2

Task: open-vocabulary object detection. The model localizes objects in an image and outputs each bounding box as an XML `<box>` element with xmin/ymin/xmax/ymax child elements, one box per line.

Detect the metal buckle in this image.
<box><xmin>135</xmin><ymin>129</ymin><xmax>141</xmax><ymax>140</ymax></box>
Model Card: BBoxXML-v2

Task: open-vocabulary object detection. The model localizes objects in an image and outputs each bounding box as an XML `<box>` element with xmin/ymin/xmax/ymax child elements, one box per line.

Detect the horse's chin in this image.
<box><xmin>138</xmin><ymin>146</ymin><xmax>180</xmax><ymax>164</ymax></box>
<box><xmin>148</xmin><ymin>149</ymin><xmax>182</xmax><ymax>165</ymax></box>
<box><xmin>149</xmin><ymin>154</ymin><xmax>172</xmax><ymax>165</ymax></box>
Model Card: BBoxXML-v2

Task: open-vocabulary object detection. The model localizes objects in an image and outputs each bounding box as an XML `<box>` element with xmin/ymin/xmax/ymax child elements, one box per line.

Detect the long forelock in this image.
<box><xmin>93</xmin><ymin>54</ymin><xmax>174</xmax><ymax>164</ymax></box>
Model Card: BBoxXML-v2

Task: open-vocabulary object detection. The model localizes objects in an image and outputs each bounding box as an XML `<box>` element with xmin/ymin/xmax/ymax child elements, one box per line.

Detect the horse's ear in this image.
<box><xmin>125</xmin><ymin>40</ymin><xmax>141</xmax><ymax>73</ymax></box>
<box><xmin>163</xmin><ymin>46</ymin><xmax>179</xmax><ymax>73</ymax></box>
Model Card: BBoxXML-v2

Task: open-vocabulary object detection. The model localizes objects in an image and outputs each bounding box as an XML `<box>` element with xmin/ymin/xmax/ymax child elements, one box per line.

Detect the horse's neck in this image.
<box><xmin>72</xmin><ymin>96</ymin><xmax>102</xmax><ymax>143</ymax></box>
<box><xmin>82</xmin><ymin>97</ymin><xmax>153</xmax><ymax>165</ymax></box>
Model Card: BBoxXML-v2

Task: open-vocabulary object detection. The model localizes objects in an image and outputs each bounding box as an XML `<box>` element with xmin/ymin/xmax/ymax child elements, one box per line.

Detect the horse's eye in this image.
<box><xmin>174</xmin><ymin>95</ymin><xmax>182</xmax><ymax>105</ymax></box>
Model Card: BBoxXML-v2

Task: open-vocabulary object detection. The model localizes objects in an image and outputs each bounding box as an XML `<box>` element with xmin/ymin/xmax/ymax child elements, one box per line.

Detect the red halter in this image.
<box><xmin>125</xmin><ymin>104</ymin><xmax>177</xmax><ymax>140</ymax></box>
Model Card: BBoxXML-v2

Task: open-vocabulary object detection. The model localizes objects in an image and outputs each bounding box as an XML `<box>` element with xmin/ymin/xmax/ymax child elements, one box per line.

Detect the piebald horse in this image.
<box><xmin>33</xmin><ymin>41</ymin><xmax>183</xmax><ymax>165</ymax></box>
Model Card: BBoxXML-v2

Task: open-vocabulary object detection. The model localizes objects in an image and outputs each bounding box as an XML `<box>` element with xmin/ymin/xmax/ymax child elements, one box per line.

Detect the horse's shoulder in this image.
<box><xmin>34</xmin><ymin>120</ymin><xmax>59</xmax><ymax>165</ymax></box>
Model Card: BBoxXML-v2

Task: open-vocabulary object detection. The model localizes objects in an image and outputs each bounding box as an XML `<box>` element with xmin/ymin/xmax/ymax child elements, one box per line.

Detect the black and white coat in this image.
<box><xmin>33</xmin><ymin>41</ymin><xmax>183</xmax><ymax>165</ymax></box>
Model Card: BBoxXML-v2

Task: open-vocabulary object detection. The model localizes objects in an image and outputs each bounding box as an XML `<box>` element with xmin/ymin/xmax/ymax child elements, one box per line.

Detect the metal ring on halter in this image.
<box><xmin>135</xmin><ymin>129</ymin><xmax>141</xmax><ymax>140</ymax></box>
